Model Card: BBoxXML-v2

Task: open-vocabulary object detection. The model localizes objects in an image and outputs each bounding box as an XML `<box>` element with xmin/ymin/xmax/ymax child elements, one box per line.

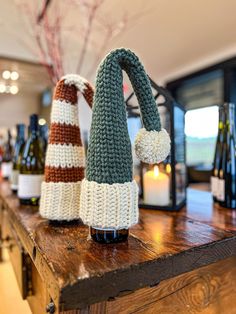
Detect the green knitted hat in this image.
<box><xmin>80</xmin><ymin>48</ymin><xmax>170</xmax><ymax>229</ymax></box>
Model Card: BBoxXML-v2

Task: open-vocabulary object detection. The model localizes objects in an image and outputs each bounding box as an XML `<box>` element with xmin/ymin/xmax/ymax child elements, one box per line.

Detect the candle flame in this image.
<box><xmin>154</xmin><ymin>165</ymin><xmax>159</xmax><ymax>177</ymax></box>
<box><xmin>166</xmin><ymin>164</ymin><xmax>171</xmax><ymax>174</ymax></box>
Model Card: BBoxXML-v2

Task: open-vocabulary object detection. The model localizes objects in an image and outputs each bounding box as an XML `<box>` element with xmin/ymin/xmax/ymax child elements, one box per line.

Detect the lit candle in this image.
<box><xmin>143</xmin><ymin>165</ymin><xmax>170</xmax><ymax>206</ymax></box>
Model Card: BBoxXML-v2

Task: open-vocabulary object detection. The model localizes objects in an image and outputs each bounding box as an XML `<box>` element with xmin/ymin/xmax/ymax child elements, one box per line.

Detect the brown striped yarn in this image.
<box><xmin>83</xmin><ymin>82</ymin><xmax>94</xmax><ymax>108</ymax></box>
<box><xmin>48</xmin><ymin>123</ymin><xmax>82</xmax><ymax>146</ymax></box>
<box><xmin>45</xmin><ymin>166</ymin><xmax>85</xmax><ymax>183</ymax></box>
<box><xmin>54</xmin><ymin>79</ymin><xmax>78</xmax><ymax>104</ymax></box>
<box><xmin>45</xmin><ymin>76</ymin><xmax>94</xmax><ymax>183</ymax></box>
<box><xmin>40</xmin><ymin>74</ymin><xmax>94</xmax><ymax>221</ymax></box>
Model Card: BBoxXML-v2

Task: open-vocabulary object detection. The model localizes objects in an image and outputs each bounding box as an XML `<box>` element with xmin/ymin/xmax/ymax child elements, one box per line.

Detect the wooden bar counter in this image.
<box><xmin>0</xmin><ymin>180</ymin><xmax>236</xmax><ymax>314</ymax></box>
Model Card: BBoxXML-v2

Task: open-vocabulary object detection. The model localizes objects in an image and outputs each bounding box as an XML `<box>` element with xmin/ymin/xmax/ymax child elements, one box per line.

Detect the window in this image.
<box><xmin>176</xmin><ymin>70</ymin><xmax>223</xmax><ymax>110</ymax></box>
<box><xmin>185</xmin><ymin>106</ymin><xmax>218</xmax><ymax>166</ymax></box>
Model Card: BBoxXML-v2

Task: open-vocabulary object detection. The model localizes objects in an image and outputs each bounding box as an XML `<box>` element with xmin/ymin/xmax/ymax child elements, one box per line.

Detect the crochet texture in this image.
<box><xmin>40</xmin><ymin>74</ymin><xmax>94</xmax><ymax>221</ymax></box>
<box><xmin>86</xmin><ymin>48</ymin><xmax>162</xmax><ymax>184</ymax></box>
<box><xmin>80</xmin><ymin>48</ymin><xmax>170</xmax><ymax>229</ymax></box>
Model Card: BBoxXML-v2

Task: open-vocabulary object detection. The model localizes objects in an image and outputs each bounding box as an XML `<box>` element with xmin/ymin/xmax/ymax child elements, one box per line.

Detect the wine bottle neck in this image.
<box><xmin>218</xmin><ymin>105</ymin><xmax>225</xmax><ymax>130</ymax></box>
<box><xmin>29</xmin><ymin>114</ymin><xmax>39</xmax><ymax>136</ymax></box>
<box><xmin>29</xmin><ymin>129</ymin><xmax>39</xmax><ymax>138</ymax></box>
<box><xmin>17</xmin><ymin>134</ymin><xmax>25</xmax><ymax>142</ymax></box>
<box><xmin>225</xmin><ymin>103</ymin><xmax>235</xmax><ymax>135</ymax></box>
<box><xmin>7</xmin><ymin>132</ymin><xmax>11</xmax><ymax>144</ymax></box>
<box><xmin>16</xmin><ymin>124</ymin><xmax>25</xmax><ymax>142</ymax></box>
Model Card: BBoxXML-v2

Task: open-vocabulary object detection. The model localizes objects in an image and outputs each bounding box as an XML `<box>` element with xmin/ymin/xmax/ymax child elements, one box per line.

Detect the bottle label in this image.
<box><xmin>18</xmin><ymin>174</ymin><xmax>44</xmax><ymax>199</ymax></box>
<box><xmin>211</xmin><ymin>176</ymin><xmax>219</xmax><ymax>197</ymax></box>
<box><xmin>218</xmin><ymin>179</ymin><xmax>225</xmax><ymax>201</ymax></box>
<box><xmin>11</xmin><ymin>169</ymin><xmax>19</xmax><ymax>190</ymax></box>
<box><xmin>1</xmin><ymin>162</ymin><xmax>12</xmax><ymax>178</ymax></box>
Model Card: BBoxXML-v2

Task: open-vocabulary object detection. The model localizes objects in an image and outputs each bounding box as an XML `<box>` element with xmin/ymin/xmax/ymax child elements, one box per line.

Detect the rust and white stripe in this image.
<box><xmin>49</xmin><ymin>123</ymin><xmax>82</xmax><ymax>146</ymax></box>
<box><xmin>45</xmin><ymin>166</ymin><xmax>85</xmax><ymax>183</ymax></box>
<box><xmin>45</xmin><ymin>144</ymin><xmax>85</xmax><ymax>168</ymax></box>
<box><xmin>51</xmin><ymin>99</ymin><xmax>79</xmax><ymax>126</ymax></box>
<box><xmin>40</xmin><ymin>74</ymin><xmax>94</xmax><ymax>221</ymax></box>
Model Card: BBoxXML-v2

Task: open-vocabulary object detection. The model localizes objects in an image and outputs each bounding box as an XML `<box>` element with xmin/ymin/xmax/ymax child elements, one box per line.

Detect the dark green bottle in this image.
<box><xmin>211</xmin><ymin>105</ymin><xmax>225</xmax><ymax>202</ymax></box>
<box><xmin>90</xmin><ymin>227</ymin><xmax>129</xmax><ymax>244</ymax></box>
<box><xmin>1</xmin><ymin>130</ymin><xmax>13</xmax><ymax>180</ymax></box>
<box><xmin>39</xmin><ymin>124</ymin><xmax>48</xmax><ymax>154</ymax></box>
<box><xmin>18</xmin><ymin>115</ymin><xmax>45</xmax><ymax>206</ymax></box>
<box><xmin>218</xmin><ymin>103</ymin><xmax>236</xmax><ymax>208</ymax></box>
<box><xmin>11</xmin><ymin>124</ymin><xmax>25</xmax><ymax>193</ymax></box>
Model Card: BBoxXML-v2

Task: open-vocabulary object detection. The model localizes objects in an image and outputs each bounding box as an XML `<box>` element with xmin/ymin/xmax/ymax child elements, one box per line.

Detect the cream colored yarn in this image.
<box><xmin>80</xmin><ymin>179</ymin><xmax>139</xmax><ymax>229</ymax></box>
<box><xmin>40</xmin><ymin>182</ymin><xmax>81</xmax><ymax>221</ymax></box>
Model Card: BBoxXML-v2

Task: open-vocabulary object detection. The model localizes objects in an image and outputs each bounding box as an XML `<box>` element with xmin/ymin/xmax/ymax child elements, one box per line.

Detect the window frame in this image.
<box><xmin>166</xmin><ymin>56</ymin><xmax>236</xmax><ymax>105</ymax></box>
<box><xmin>166</xmin><ymin>57</ymin><xmax>236</xmax><ymax>171</ymax></box>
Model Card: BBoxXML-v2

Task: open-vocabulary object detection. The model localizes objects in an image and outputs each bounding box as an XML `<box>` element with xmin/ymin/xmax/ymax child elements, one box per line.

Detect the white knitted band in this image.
<box><xmin>62</xmin><ymin>74</ymin><xmax>87</xmax><ymax>92</ymax></box>
<box><xmin>135</xmin><ymin>128</ymin><xmax>171</xmax><ymax>164</ymax></box>
<box><xmin>51</xmin><ymin>99</ymin><xmax>79</xmax><ymax>126</ymax></box>
<box><xmin>45</xmin><ymin>144</ymin><xmax>85</xmax><ymax>168</ymax></box>
<box><xmin>79</xmin><ymin>179</ymin><xmax>139</xmax><ymax>229</ymax></box>
<box><xmin>40</xmin><ymin>181</ymin><xmax>81</xmax><ymax>221</ymax></box>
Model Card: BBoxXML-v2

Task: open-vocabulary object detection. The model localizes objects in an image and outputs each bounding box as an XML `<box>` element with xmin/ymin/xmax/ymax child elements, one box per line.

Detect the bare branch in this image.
<box><xmin>15</xmin><ymin>0</ymin><xmax>150</xmax><ymax>83</ymax></box>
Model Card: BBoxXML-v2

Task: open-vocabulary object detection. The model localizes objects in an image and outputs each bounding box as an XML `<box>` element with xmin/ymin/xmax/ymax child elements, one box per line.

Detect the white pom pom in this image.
<box><xmin>135</xmin><ymin>128</ymin><xmax>171</xmax><ymax>164</ymax></box>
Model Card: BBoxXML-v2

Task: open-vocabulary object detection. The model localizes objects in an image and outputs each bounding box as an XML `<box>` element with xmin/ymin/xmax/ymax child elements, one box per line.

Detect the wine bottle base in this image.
<box><xmin>212</xmin><ymin>196</ymin><xmax>218</xmax><ymax>203</ymax></box>
<box><xmin>218</xmin><ymin>201</ymin><xmax>236</xmax><ymax>209</ymax></box>
<box><xmin>19</xmin><ymin>197</ymin><xmax>40</xmax><ymax>206</ymax></box>
<box><xmin>90</xmin><ymin>227</ymin><xmax>129</xmax><ymax>244</ymax></box>
<box><xmin>49</xmin><ymin>219</ymin><xmax>81</xmax><ymax>226</ymax></box>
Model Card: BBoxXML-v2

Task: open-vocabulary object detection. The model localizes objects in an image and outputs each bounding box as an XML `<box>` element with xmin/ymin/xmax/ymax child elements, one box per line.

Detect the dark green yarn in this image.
<box><xmin>86</xmin><ymin>48</ymin><xmax>162</xmax><ymax>184</ymax></box>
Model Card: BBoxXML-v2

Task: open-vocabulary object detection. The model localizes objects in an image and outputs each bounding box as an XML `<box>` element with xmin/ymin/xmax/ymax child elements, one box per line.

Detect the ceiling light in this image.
<box><xmin>10</xmin><ymin>85</ymin><xmax>19</xmax><ymax>95</ymax></box>
<box><xmin>2</xmin><ymin>70</ymin><xmax>11</xmax><ymax>80</ymax></box>
<box><xmin>39</xmin><ymin>118</ymin><xmax>46</xmax><ymax>126</ymax></box>
<box><xmin>0</xmin><ymin>84</ymin><xmax>6</xmax><ymax>93</ymax></box>
<box><xmin>11</xmin><ymin>71</ymin><xmax>19</xmax><ymax>80</ymax></box>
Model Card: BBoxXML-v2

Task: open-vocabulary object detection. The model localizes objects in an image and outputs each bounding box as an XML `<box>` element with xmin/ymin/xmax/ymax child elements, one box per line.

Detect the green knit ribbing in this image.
<box><xmin>86</xmin><ymin>48</ymin><xmax>162</xmax><ymax>184</ymax></box>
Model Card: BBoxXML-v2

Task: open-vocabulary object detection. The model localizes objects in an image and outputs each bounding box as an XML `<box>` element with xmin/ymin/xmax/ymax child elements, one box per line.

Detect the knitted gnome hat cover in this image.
<box><xmin>40</xmin><ymin>74</ymin><xmax>94</xmax><ymax>221</ymax></box>
<box><xmin>80</xmin><ymin>48</ymin><xmax>171</xmax><ymax>229</ymax></box>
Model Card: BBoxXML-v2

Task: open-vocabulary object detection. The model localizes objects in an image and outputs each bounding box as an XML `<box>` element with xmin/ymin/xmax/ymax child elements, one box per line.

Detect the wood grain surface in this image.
<box><xmin>0</xmin><ymin>181</ymin><xmax>235</xmax><ymax>311</ymax></box>
<box><xmin>105</xmin><ymin>256</ymin><xmax>236</xmax><ymax>314</ymax></box>
<box><xmin>60</xmin><ymin>257</ymin><xmax>236</xmax><ymax>313</ymax></box>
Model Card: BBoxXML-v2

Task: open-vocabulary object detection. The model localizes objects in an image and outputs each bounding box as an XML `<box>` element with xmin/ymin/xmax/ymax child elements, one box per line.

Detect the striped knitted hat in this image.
<box><xmin>80</xmin><ymin>48</ymin><xmax>171</xmax><ymax>230</ymax></box>
<box><xmin>40</xmin><ymin>74</ymin><xmax>94</xmax><ymax>221</ymax></box>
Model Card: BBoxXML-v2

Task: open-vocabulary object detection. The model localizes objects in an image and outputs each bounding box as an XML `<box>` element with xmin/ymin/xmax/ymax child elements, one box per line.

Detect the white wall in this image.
<box><xmin>0</xmin><ymin>91</ymin><xmax>40</xmax><ymax>137</ymax></box>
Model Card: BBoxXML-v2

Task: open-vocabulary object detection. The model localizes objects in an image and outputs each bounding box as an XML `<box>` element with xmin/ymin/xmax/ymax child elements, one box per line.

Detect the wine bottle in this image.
<box><xmin>218</xmin><ymin>103</ymin><xmax>236</xmax><ymax>209</ymax></box>
<box><xmin>211</xmin><ymin>105</ymin><xmax>225</xmax><ymax>202</ymax></box>
<box><xmin>18</xmin><ymin>114</ymin><xmax>45</xmax><ymax>206</ymax></box>
<box><xmin>10</xmin><ymin>124</ymin><xmax>25</xmax><ymax>192</ymax></box>
<box><xmin>39</xmin><ymin>124</ymin><xmax>48</xmax><ymax>153</ymax></box>
<box><xmin>90</xmin><ymin>227</ymin><xmax>129</xmax><ymax>244</ymax></box>
<box><xmin>1</xmin><ymin>130</ymin><xmax>13</xmax><ymax>180</ymax></box>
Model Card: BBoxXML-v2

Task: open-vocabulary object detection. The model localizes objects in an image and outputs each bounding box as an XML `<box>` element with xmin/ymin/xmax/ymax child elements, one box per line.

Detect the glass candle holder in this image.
<box><xmin>127</xmin><ymin>80</ymin><xmax>187</xmax><ymax>211</ymax></box>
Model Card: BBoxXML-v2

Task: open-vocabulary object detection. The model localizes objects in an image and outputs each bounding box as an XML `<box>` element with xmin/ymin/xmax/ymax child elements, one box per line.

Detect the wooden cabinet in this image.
<box><xmin>0</xmin><ymin>181</ymin><xmax>235</xmax><ymax>313</ymax></box>
<box><xmin>27</xmin><ymin>262</ymin><xmax>51</xmax><ymax>314</ymax></box>
<box><xmin>3</xmin><ymin>212</ymin><xmax>33</xmax><ymax>299</ymax></box>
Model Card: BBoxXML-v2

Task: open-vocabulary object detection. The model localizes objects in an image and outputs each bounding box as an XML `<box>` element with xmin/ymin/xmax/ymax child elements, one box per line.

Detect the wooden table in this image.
<box><xmin>0</xmin><ymin>181</ymin><xmax>235</xmax><ymax>314</ymax></box>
